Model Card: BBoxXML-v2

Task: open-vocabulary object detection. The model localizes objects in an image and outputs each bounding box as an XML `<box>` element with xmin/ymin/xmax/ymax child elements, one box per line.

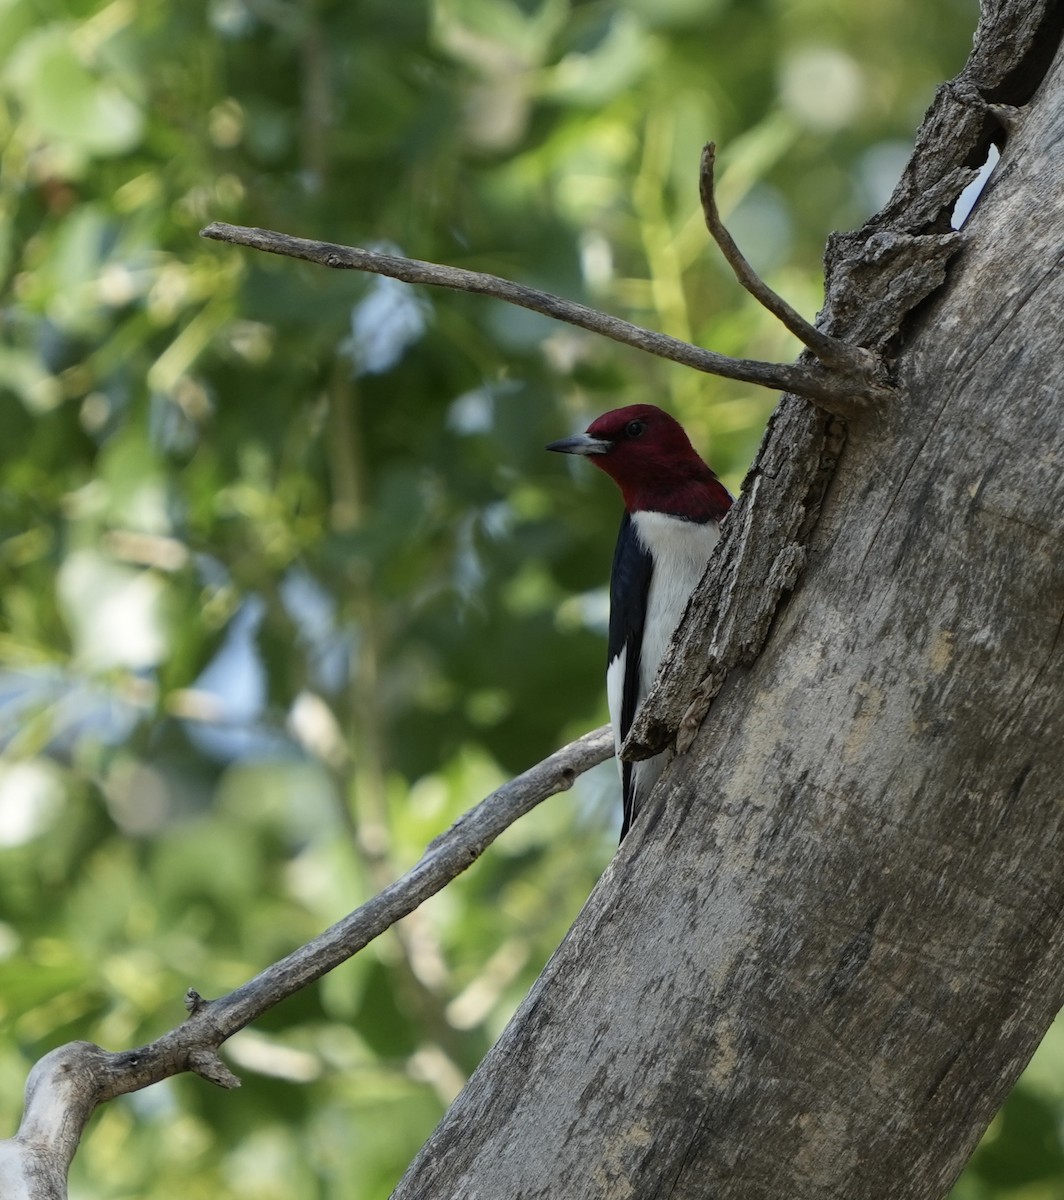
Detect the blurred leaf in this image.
<box><xmin>6</xmin><ymin>25</ymin><xmax>143</xmax><ymax>159</ymax></box>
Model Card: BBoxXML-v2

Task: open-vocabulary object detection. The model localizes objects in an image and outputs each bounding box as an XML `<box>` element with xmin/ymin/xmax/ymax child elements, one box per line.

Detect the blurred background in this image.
<box><xmin>1</xmin><ymin>0</ymin><xmax>1059</xmax><ymax>1196</ymax></box>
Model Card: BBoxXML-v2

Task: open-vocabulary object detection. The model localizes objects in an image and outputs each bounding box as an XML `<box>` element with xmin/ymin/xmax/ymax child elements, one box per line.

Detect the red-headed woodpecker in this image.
<box><xmin>548</xmin><ymin>404</ymin><xmax>732</xmax><ymax>838</ymax></box>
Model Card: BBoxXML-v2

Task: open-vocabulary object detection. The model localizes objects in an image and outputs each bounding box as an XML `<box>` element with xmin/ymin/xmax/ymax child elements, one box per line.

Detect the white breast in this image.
<box><xmin>628</xmin><ymin>508</ymin><xmax>719</xmax><ymax>806</ymax></box>
<box><xmin>622</xmin><ymin>511</ymin><xmax>720</xmax><ymax>807</ymax></box>
<box><xmin>631</xmin><ymin>511</ymin><xmax>720</xmax><ymax>703</ymax></box>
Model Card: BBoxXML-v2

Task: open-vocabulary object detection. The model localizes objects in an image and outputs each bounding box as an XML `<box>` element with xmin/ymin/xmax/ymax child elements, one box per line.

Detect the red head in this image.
<box><xmin>547</xmin><ymin>404</ymin><xmax>732</xmax><ymax>521</ymax></box>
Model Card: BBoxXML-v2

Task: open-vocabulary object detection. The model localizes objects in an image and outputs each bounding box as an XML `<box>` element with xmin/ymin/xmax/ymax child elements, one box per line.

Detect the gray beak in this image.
<box><xmin>545</xmin><ymin>432</ymin><xmax>610</xmax><ymax>456</ymax></box>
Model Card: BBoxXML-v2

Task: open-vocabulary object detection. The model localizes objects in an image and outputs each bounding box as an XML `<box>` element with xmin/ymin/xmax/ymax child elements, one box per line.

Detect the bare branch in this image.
<box><xmin>1</xmin><ymin>725</ymin><xmax>614</xmax><ymax>1200</ymax></box>
<box><xmin>699</xmin><ymin>143</ymin><xmax>873</xmax><ymax>374</ymax></box>
<box><xmin>203</xmin><ymin>723</ymin><xmax>613</xmax><ymax>1037</ymax></box>
<box><xmin>200</xmin><ymin>222</ymin><xmax>893</xmax><ymax>411</ymax></box>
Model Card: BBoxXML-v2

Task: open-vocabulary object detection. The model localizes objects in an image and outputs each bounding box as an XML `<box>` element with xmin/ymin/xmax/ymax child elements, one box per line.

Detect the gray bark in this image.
<box><xmin>392</xmin><ymin>6</ymin><xmax>1064</xmax><ymax>1198</ymax></box>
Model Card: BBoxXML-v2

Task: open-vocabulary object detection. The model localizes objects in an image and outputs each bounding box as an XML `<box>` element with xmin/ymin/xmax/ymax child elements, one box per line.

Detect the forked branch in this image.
<box><xmin>699</xmin><ymin>142</ymin><xmax>868</xmax><ymax>373</ymax></box>
<box><xmin>201</xmin><ymin>148</ymin><xmax>895</xmax><ymax>415</ymax></box>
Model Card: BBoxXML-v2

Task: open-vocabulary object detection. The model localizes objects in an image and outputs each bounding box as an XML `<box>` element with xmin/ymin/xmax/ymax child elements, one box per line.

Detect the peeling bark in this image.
<box><xmin>626</xmin><ymin>0</ymin><xmax>1064</xmax><ymax>760</ymax></box>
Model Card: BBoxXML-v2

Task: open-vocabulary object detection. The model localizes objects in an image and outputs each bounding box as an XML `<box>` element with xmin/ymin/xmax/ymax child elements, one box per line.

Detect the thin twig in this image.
<box><xmin>1</xmin><ymin>726</ymin><xmax>614</xmax><ymax>1199</ymax></box>
<box><xmin>200</xmin><ymin>222</ymin><xmax>892</xmax><ymax>409</ymax></box>
<box><xmin>698</xmin><ymin>143</ymin><xmax>865</xmax><ymax>373</ymax></box>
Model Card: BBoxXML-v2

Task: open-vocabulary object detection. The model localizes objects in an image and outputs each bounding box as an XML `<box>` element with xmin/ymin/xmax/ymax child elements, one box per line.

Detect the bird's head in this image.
<box><xmin>546</xmin><ymin>403</ymin><xmax>731</xmax><ymax>521</ymax></box>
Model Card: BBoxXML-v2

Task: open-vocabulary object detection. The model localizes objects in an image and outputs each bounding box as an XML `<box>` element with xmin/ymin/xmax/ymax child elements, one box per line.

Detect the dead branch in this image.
<box><xmin>699</xmin><ymin>142</ymin><xmax>871</xmax><ymax>374</ymax></box>
<box><xmin>200</xmin><ymin>221</ymin><xmax>894</xmax><ymax>414</ymax></box>
<box><xmin>0</xmin><ymin>725</ymin><xmax>613</xmax><ymax>1200</ymax></box>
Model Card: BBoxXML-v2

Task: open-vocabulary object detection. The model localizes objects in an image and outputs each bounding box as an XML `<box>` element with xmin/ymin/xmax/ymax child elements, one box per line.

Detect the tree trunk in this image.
<box><xmin>392</xmin><ymin>9</ymin><xmax>1064</xmax><ymax>1199</ymax></box>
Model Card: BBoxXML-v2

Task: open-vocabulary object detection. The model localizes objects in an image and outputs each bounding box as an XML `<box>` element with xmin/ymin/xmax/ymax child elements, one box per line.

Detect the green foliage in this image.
<box><xmin>0</xmin><ymin>0</ymin><xmax>1055</xmax><ymax>1195</ymax></box>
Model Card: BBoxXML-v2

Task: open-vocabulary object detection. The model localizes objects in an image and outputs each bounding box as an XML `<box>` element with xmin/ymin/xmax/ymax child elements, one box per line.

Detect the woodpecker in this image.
<box><xmin>547</xmin><ymin>404</ymin><xmax>732</xmax><ymax>838</ymax></box>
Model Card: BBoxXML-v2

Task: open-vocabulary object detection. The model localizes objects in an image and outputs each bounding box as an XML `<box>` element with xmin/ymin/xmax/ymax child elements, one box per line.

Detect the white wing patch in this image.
<box><xmin>606</xmin><ymin>645</ymin><xmax>627</xmax><ymax>756</ymax></box>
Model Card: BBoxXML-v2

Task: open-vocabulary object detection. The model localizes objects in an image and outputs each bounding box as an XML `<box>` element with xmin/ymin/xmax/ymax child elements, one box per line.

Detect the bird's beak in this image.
<box><xmin>545</xmin><ymin>432</ymin><xmax>610</xmax><ymax>456</ymax></box>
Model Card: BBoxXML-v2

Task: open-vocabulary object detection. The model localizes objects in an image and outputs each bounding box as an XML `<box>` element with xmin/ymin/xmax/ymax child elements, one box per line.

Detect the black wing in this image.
<box><xmin>608</xmin><ymin>511</ymin><xmax>653</xmax><ymax>839</ymax></box>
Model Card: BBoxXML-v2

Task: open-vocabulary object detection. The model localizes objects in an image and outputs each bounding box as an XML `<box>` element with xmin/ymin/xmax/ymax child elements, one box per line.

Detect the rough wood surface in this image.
<box><xmin>392</xmin><ymin>6</ymin><xmax>1064</xmax><ymax>1198</ymax></box>
<box><xmin>625</xmin><ymin>0</ymin><xmax>1063</xmax><ymax>761</ymax></box>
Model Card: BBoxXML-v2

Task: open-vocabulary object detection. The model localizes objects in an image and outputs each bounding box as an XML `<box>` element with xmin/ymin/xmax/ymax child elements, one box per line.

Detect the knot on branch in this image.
<box><xmin>185</xmin><ymin>987</ymin><xmax>211</xmax><ymax>1014</ymax></box>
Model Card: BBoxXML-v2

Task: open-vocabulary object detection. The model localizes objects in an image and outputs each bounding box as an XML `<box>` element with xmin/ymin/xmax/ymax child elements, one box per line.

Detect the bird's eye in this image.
<box><xmin>625</xmin><ymin>420</ymin><xmax>646</xmax><ymax>439</ymax></box>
